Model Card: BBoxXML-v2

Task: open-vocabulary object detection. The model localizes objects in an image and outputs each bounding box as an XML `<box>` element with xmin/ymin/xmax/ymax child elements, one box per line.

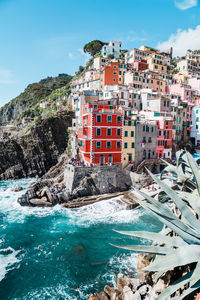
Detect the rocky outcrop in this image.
<box><xmin>0</xmin><ymin>111</ymin><xmax>74</xmax><ymax>180</ymax></box>
<box><xmin>17</xmin><ymin>164</ymin><xmax>136</xmax><ymax>207</ymax></box>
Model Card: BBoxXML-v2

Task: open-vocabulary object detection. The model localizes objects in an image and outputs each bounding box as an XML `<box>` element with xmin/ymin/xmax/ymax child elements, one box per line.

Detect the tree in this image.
<box><xmin>83</xmin><ymin>40</ymin><xmax>106</xmax><ymax>57</ymax></box>
<box><xmin>107</xmin><ymin>54</ymin><xmax>114</xmax><ymax>60</ymax></box>
<box><xmin>78</xmin><ymin>65</ymin><xmax>84</xmax><ymax>73</ymax></box>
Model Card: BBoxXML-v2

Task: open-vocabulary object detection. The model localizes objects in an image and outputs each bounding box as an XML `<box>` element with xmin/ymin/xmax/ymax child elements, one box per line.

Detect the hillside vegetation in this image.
<box><xmin>0</xmin><ymin>73</ymin><xmax>72</xmax><ymax>124</ymax></box>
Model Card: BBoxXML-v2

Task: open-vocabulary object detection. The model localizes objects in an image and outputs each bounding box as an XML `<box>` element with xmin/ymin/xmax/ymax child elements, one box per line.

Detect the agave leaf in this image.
<box><xmin>144</xmin><ymin>245</ymin><xmax>200</xmax><ymax>272</ymax></box>
<box><xmin>177</xmin><ymin>164</ymin><xmax>189</xmax><ymax>183</ymax></box>
<box><xmin>172</xmin><ymin>280</ymin><xmax>200</xmax><ymax>299</ymax></box>
<box><xmin>155</xmin><ymin>271</ymin><xmax>165</xmax><ymax>283</ymax></box>
<box><xmin>157</xmin><ymin>270</ymin><xmax>193</xmax><ymax>300</ymax></box>
<box><xmin>186</xmin><ymin>152</ymin><xmax>200</xmax><ymax>196</ymax></box>
<box><xmin>157</xmin><ymin>264</ymin><xmax>200</xmax><ymax>299</ymax></box>
<box><xmin>176</xmin><ymin>150</ymin><xmax>184</xmax><ymax>167</ymax></box>
<box><xmin>130</xmin><ymin>195</ymin><xmax>200</xmax><ymax>244</ymax></box>
<box><xmin>114</xmin><ymin>230</ymin><xmax>187</xmax><ymax>247</ymax></box>
<box><xmin>110</xmin><ymin>243</ymin><xmax>172</xmax><ymax>255</ymax></box>
<box><xmin>136</xmin><ymin>189</ymin><xmax>200</xmax><ymax>242</ymax></box>
<box><xmin>147</xmin><ymin>170</ymin><xmax>200</xmax><ymax>234</ymax></box>
<box><xmin>189</xmin><ymin>261</ymin><xmax>200</xmax><ymax>287</ymax></box>
<box><xmin>177</xmin><ymin>191</ymin><xmax>200</xmax><ymax>216</ymax></box>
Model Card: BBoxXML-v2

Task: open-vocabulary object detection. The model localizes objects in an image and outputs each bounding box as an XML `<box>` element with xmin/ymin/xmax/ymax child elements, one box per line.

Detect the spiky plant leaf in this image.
<box><xmin>144</xmin><ymin>245</ymin><xmax>200</xmax><ymax>272</ymax></box>
<box><xmin>146</xmin><ymin>170</ymin><xmax>200</xmax><ymax>234</ymax></box>
<box><xmin>114</xmin><ymin>230</ymin><xmax>187</xmax><ymax>247</ymax></box>
<box><xmin>177</xmin><ymin>191</ymin><xmax>200</xmax><ymax>216</ymax></box>
<box><xmin>131</xmin><ymin>193</ymin><xmax>200</xmax><ymax>244</ymax></box>
<box><xmin>186</xmin><ymin>151</ymin><xmax>200</xmax><ymax>196</ymax></box>
<box><xmin>135</xmin><ymin>190</ymin><xmax>200</xmax><ymax>243</ymax></box>
<box><xmin>110</xmin><ymin>244</ymin><xmax>172</xmax><ymax>255</ymax></box>
<box><xmin>157</xmin><ymin>270</ymin><xmax>193</xmax><ymax>300</ymax></box>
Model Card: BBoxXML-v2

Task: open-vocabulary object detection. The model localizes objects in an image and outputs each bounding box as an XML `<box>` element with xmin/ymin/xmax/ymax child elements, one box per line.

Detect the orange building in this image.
<box><xmin>100</xmin><ymin>62</ymin><xmax>119</xmax><ymax>89</ymax></box>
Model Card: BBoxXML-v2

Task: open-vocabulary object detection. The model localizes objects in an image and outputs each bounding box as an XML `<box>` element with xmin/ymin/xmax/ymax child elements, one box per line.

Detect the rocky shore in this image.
<box><xmin>17</xmin><ymin>158</ymin><xmax>151</xmax><ymax>208</ymax></box>
<box><xmin>88</xmin><ymin>252</ymin><xmax>189</xmax><ymax>300</ymax></box>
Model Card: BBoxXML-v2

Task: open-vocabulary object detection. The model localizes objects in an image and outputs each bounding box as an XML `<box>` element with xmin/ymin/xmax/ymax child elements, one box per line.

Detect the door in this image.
<box><xmin>108</xmin><ymin>155</ymin><xmax>113</xmax><ymax>164</ymax></box>
<box><xmin>100</xmin><ymin>155</ymin><xmax>104</xmax><ymax>165</ymax></box>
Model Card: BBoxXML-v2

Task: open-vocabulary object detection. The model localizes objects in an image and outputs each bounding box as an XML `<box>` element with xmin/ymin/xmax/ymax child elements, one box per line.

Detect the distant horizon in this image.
<box><xmin>0</xmin><ymin>0</ymin><xmax>200</xmax><ymax>107</ymax></box>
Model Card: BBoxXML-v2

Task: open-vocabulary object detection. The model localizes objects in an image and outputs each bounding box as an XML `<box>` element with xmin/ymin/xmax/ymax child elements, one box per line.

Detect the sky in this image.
<box><xmin>0</xmin><ymin>0</ymin><xmax>200</xmax><ymax>107</ymax></box>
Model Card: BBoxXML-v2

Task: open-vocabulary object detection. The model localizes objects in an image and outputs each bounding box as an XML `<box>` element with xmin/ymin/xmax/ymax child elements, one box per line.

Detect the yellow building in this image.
<box><xmin>122</xmin><ymin>118</ymin><xmax>136</xmax><ymax>168</ymax></box>
<box><xmin>147</xmin><ymin>53</ymin><xmax>168</xmax><ymax>73</ymax></box>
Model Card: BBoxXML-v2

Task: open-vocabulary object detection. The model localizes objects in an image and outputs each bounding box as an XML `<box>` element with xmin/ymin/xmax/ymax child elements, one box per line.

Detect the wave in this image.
<box><xmin>0</xmin><ymin>247</ymin><xmax>20</xmax><ymax>282</ymax></box>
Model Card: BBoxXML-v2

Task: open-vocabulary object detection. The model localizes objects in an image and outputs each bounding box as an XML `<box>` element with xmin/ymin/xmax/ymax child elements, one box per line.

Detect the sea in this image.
<box><xmin>0</xmin><ymin>178</ymin><xmax>162</xmax><ymax>300</ymax></box>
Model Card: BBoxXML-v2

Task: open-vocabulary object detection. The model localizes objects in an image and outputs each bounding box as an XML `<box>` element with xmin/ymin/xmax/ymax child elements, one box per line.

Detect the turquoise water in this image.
<box><xmin>0</xmin><ymin>179</ymin><xmax>161</xmax><ymax>299</ymax></box>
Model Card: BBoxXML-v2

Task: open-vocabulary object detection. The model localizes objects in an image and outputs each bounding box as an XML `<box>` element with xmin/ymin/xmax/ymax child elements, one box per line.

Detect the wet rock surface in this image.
<box><xmin>0</xmin><ymin>111</ymin><xmax>73</xmax><ymax>180</ymax></box>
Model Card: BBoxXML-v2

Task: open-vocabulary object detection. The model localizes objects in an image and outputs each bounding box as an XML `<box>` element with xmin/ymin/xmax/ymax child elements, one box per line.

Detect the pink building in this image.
<box><xmin>166</xmin><ymin>83</ymin><xmax>194</xmax><ymax>101</ymax></box>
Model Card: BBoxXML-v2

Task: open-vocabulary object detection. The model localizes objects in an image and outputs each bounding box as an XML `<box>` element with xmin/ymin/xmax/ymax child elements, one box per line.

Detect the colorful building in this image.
<box><xmin>101</xmin><ymin>41</ymin><xmax>122</xmax><ymax>58</ymax></box>
<box><xmin>122</xmin><ymin>115</ymin><xmax>137</xmax><ymax>168</ymax></box>
<box><xmin>156</xmin><ymin>119</ymin><xmax>173</xmax><ymax>158</ymax></box>
<box><xmin>78</xmin><ymin>103</ymin><xmax>124</xmax><ymax>165</ymax></box>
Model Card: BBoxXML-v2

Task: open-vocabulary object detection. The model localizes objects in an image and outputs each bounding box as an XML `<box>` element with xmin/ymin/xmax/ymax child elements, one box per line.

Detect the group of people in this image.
<box><xmin>69</xmin><ymin>157</ymin><xmax>86</xmax><ymax>167</ymax></box>
<box><xmin>50</xmin><ymin>183</ymin><xmax>66</xmax><ymax>194</ymax></box>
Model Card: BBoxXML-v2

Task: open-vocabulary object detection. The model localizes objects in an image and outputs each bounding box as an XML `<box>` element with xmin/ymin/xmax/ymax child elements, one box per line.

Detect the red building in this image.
<box><xmin>78</xmin><ymin>103</ymin><xmax>124</xmax><ymax>165</ymax></box>
<box><xmin>133</xmin><ymin>59</ymin><xmax>148</xmax><ymax>71</ymax></box>
<box><xmin>156</xmin><ymin>119</ymin><xmax>173</xmax><ymax>158</ymax></box>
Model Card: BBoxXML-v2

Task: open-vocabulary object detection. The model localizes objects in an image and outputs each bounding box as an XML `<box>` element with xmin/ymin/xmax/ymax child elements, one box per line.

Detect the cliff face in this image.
<box><xmin>0</xmin><ymin>111</ymin><xmax>74</xmax><ymax>180</ymax></box>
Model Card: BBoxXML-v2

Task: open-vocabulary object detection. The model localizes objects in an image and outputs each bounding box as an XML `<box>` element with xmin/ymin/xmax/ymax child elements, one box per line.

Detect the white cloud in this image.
<box><xmin>0</xmin><ymin>69</ymin><xmax>14</xmax><ymax>84</ymax></box>
<box><xmin>174</xmin><ymin>0</ymin><xmax>197</xmax><ymax>10</ymax></box>
<box><xmin>157</xmin><ymin>25</ymin><xmax>200</xmax><ymax>57</ymax></box>
<box><xmin>68</xmin><ymin>52</ymin><xmax>74</xmax><ymax>59</ymax></box>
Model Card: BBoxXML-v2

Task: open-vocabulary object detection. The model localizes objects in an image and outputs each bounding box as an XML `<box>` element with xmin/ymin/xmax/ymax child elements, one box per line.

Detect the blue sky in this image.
<box><xmin>0</xmin><ymin>0</ymin><xmax>200</xmax><ymax>106</ymax></box>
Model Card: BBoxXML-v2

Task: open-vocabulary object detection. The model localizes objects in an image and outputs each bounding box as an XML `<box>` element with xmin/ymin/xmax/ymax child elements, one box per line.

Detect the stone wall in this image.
<box><xmin>64</xmin><ymin>164</ymin><xmax>133</xmax><ymax>196</ymax></box>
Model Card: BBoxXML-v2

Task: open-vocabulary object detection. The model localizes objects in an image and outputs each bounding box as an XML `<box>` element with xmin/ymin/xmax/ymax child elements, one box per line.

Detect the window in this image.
<box><xmin>117</xmin><ymin>116</ymin><xmax>121</xmax><ymax>123</ymax></box>
<box><xmin>148</xmin><ymin>137</ymin><xmax>152</xmax><ymax>143</ymax></box>
<box><xmin>113</xmin><ymin>65</ymin><xmax>117</xmax><ymax>68</ymax></box>
<box><xmin>117</xmin><ymin>141</ymin><xmax>121</xmax><ymax>148</ymax></box>
<box><xmin>124</xmin><ymin>142</ymin><xmax>128</xmax><ymax>149</ymax></box>
<box><xmin>96</xmin><ymin>141</ymin><xmax>101</xmax><ymax>149</ymax></box>
<box><xmin>96</xmin><ymin>128</ymin><xmax>101</xmax><ymax>136</ymax></box>
<box><xmin>107</xmin><ymin>128</ymin><xmax>112</xmax><ymax>136</ymax></box>
<box><xmin>107</xmin><ymin>141</ymin><xmax>111</xmax><ymax>148</ymax></box>
<box><xmin>131</xmin><ymin>131</ymin><xmax>134</xmax><ymax>137</ymax></box>
<box><xmin>107</xmin><ymin>115</ymin><xmax>112</xmax><ymax>123</ymax></box>
<box><xmin>143</xmin><ymin>125</ymin><xmax>145</xmax><ymax>132</ymax></box>
<box><xmin>113</xmin><ymin>78</ymin><xmax>116</xmax><ymax>82</ymax></box>
<box><xmin>117</xmin><ymin>128</ymin><xmax>121</xmax><ymax>136</ymax></box>
<box><xmin>124</xmin><ymin>131</ymin><xmax>128</xmax><ymax>137</ymax></box>
<box><xmin>131</xmin><ymin>142</ymin><xmax>135</xmax><ymax>148</ymax></box>
<box><xmin>113</xmin><ymin>71</ymin><xmax>117</xmax><ymax>75</ymax></box>
<box><xmin>147</xmin><ymin>101</ymin><xmax>149</xmax><ymax>107</ymax></box>
<box><xmin>151</xmin><ymin>127</ymin><xmax>154</xmax><ymax>132</ymax></box>
<box><xmin>97</xmin><ymin>115</ymin><xmax>101</xmax><ymax>122</ymax></box>
<box><xmin>93</xmin><ymin>105</ymin><xmax>97</xmax><ymax>110</ymax></box>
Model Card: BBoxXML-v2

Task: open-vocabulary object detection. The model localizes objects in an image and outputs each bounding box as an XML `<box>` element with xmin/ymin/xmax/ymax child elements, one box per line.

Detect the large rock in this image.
<box><xmin>29</xmin><ymin>198</ymin><xmax>52</xmax><ymax>207</ymax></box>
<box><xmin>0</xmin><ymin>111</ymin><xmax>73</xmax><ymax>180</ymax></box>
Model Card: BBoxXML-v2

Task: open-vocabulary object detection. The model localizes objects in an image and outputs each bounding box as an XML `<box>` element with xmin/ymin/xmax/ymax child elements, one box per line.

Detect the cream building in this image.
<box><xmin>122</xmin><ymin>116</ymin><xmax>137</xmax><ymax>167</ymax></box>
